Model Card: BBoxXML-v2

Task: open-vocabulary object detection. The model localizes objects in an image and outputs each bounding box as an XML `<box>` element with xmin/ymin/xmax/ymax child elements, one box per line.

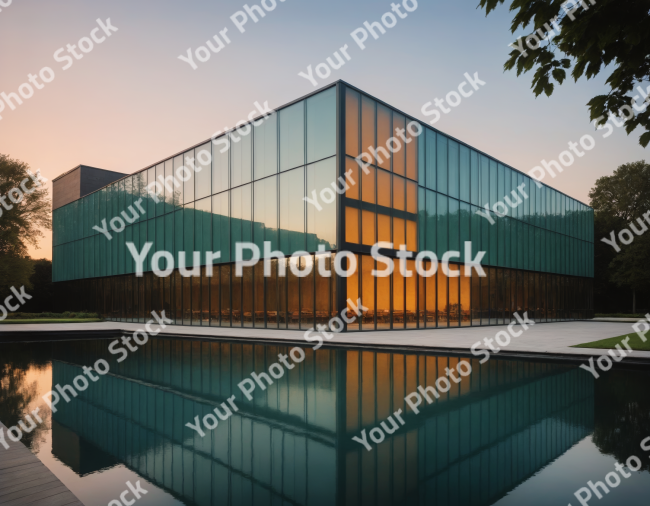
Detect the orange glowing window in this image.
<box><xmin>346</xmin><ymin>207</ymin><xmax>359</xmax><ymax>244</ymax></box>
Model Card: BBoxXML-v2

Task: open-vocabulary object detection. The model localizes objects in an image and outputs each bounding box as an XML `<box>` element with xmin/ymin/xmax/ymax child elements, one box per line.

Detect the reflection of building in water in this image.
<box><xmin>51</xmin><ymin>340</ymin><xmax>593</xmax><ymax>506</ymax></box>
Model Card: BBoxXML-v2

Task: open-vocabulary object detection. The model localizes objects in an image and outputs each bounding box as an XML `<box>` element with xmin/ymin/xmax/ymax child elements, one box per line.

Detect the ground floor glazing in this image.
<box><xmin>54</xmin><ymin>252</ymin><xmax>594</xmax><ymax>330</ymax></box>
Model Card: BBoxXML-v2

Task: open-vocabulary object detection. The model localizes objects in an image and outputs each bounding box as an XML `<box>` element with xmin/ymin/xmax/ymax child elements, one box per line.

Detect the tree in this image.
<box><xmin>589</xmin><ymin>161</ymin><xmax>650</xmax><ymax>312</ymax></box>
<box><xmin>478</xmin><ymin>0</ymin><xmax>650</xmax><ymax>146</ymax></box>
<box><xmin>21</xmin><ymin>259</ymin><xmax>54</xmax><ymax>313</ymax></box>
<box><xmin>0</xmin><ymin>154</ymin><xmax>51</xmax><ymax>300</ymax></box>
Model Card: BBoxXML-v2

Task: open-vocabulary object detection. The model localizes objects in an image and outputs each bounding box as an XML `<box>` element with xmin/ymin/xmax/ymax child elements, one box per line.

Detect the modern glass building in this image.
<box><xmin>52</xmin><ymin>81</ymin><xmax>594</xmax><ymax>330</ymax></box>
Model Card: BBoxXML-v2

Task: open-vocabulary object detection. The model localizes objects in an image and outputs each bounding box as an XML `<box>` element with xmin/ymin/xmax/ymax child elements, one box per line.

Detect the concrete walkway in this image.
<box><xmin>1</xmin><ymin>320</ymin><xmax>649</xmax><ymax>362</ymax></box>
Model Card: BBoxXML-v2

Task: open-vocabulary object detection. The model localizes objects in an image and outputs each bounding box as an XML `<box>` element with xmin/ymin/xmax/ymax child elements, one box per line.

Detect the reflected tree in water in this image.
<box><xmin>0</xmin><ymin>343</ymin><xmax>52</xmax><ymax>451</ymax></box>
<box><xmin>593</xmin><ymin>370</ymin><xmax>650</xmax><ymax>471</ymax></box>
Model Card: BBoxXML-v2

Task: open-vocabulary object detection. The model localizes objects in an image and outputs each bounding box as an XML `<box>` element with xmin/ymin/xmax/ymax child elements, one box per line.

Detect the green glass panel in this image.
<box><xmin>470</xmin><ymin>205</ymin><xmax>482</xmax><ymax>266</ymax></box>
<box><xmin>512</xmin><ymin>170</ymin><xmax>519</xmax><ymax>221</ymax></box>
<box><xmin>174</xmin><ymin>210</ymin><xmax>183</xmax><ymax>263</ymax></box>
<box><xmin>82</xmin><ymin>197</ymin><xmax>88</xmax><ymax>240</ymax></box>
<box><xmin>212</xmin><ymin>138</ymin><xmax>229</xmax><ymax>195</ymax></box>
<box><xmin>489</xmin><ymin>159</ymin><xmax>497</xmax><ymax>209</ymax></box>
<box><xmin>460</xmin><ymin>202</ymin><xmax>470</xmax><ymax>263</ymax></box>
<box><xmin>212</xmin><ymin>192</ymin><xmax>230</xmax><ymax>263</ymax></box>
<box><xmin>280</xmin><ymin>101</ymin><xmax>305</xmax><ymax>172</ymax></box>
<box><xmin>489</xmin><ymin>212</ymin><xmax>498</xmax><ymax>267</ymax></box>
<box><xmin>156</xmin><ymin>215</ymin><xmax>165</xmax><ymax>269</ymax></box>
<box><xmin>162</xmin><ymin>159</ymin><xmax>173</xmax><ymax>215</ymax></box>
<box><xmin>99</xmin><ymin>188</ymin><xmax>106</xmax><ymax>236</ymax></box>
<box><xmin>425</xmin><ymin>129</ymin><xmax>436</xmax><ymax>191</ymax></box>
<box><xmin>183</xmin><ymin>150</ymin><xmax>195</xmax><ymax>204</ymax></box>
<box><xmin>99</xmin><ymin>227</ymin><xmax>106</xmax><ymax>278</ymax></box>
<box><xmin>307</xmin><ymin>87</ymin><xmax>336</xmax><ymax>164</ymax></box>
<box><xmin>125</xmin><ymin>225</ymin><xmax>133</xmax><ymax>274</ymax></box>
<box><xmin>503</xmin><ymin>217</ymin><xmax>511</xmax><ymax>267</ymax></box>
<box><xmin>144</xmin><ymin>218</ymin><xmax>154</xmax><ymax>273</ymax></box>
<box><xmin>195</xmin><ymin>143</ymin><xmax>212</xmax><ymax>201</ymax></box>
<box><xmin>279</xmin><ymin>168</ymin><xmax>305</xmax><ymax>254</ymax></box>
<box><xmin>530</xmin><ymin>222</ymin><xmax>535</xmax><ymax>271</ymax></box>
<box><xmin>449</xmin><ymin>198</ymin><xmax>459</xmax><ymax>253</ymax></box>
<box><xmin>164</xmin><ymin>213</ymin><xmax>174</xmax><ymax>266</ymax></box>
<box><xmin>174</xmin><ymin>155</ymin><xmax>184</xmax><ymax>208</ymax></box>
<box><xmin>262</xmin><ymin>176</ymin><xmax>279</xmax><ymax>253</ymax></box>
<box><xmin>231</xmin><ymin>128</ymin><xmax>252</xmax><ymax>188</ymax></box>
<box><xmin>111</xmin><ymin>212</ymin><xmax>118</xmax><ymax>276</ymax></box>
<box><xmin>497</xmin><ymin>216</ymin><xmax>505</xmax><ymax>267</ymax></box>
<box><xmin>254</xmin><ymin>115</ymin><xmax>278</xmax><ymax>180</ymax></box>
<box><xmin>183</xmin><ymin>204</ymin><xmax>194</xmax><ymax>268</ymax></box>
<box><xmin>418</xmin><ymin>187</ymin><xmax>426</xmax><ymax>252</ymax></box>
<box><xmin>138</xmin><ymin>220</ymin><xmax>147</xmax><ymax>275</ymax></box>
<box><xmin>194</xmin><ymin>197</ymin><xmax>211</xmax><ymax>262</ymax></box>
<box><xmin>459</xmin><ymin>145</ymin><xmax>470</xmax><ymax>203</ymax></box>
<box><xmin>151</xmin><ymin>163</ymin><xmax>162</xmax><ymax>218</ymax></box>
<box><xmin>437</xmin><ymin>135</ymin><xmax>447</xmax><ymax>196</ymax></box>
<box><xmin>418</xmin><ymin>130</ymin><xmax>426</xmax><ymax>185</ymax></box>
<box><xmin>307</xmin><ymin>158</ymin><xmax>337</xmax><ymax>251</ymax></box>
<box><xmin>230</xmin><ymin>185</ymin><xmax>252</xmax><ymax>260</ymax></box>
<box><xmin>497</xmin><ymin>163</ymin><xmax>505</xmax><ymax>204</ymax></box>
<box><xmin>530</xmin><ymin>180</ymin><xmax>537</xmax><ymax>227</ymax></box>
<box><xmin>448</xmin><ymin>140</ymin><xmax>459</xmax><ymax>199</ymax></box>
<box><xmin>437</xmin><ymin>194</ymin><xmax>448</xmax><ymax>258</ymax></box>
<box><xmin>481</xmin><ymin>202</ymin><xmax>490</xmax><ymax>265</ymax></box>
<box><xmin>131</xmin><ymin>224</ymin><xmax>139</xmax><ymax>277</ymax></box>
<box><xmin>118</xmin><ymin>227</ymin><xmax>126</xmax><ymax>275</ymax></box>
<box><xmin>480</xmin><ymin>155</ymin><xmax>489</xmax><ymax>209</ymax></box>
<box><xmin>523</xmin><ymin>177</ymin><xmax>530</xmax><ymax>224</ymax></box>
<box><xmin>515</xmin><ymin>221</ymin><xmax>522</xmax><ymax>269</ymax></box>
<box><xmin>426</xmin><ymin>190</ymin><xmax>436</xmax><ymax>253</ymax></box>
<box><xmin>504</xmin><ymin>168</ymin><xmax>512</xmax><ymax>213</ymax></box>
<box><xmin>253</xmin><ymin>182</ymin><xmax>264</xmax><ymax>255</ymax></box>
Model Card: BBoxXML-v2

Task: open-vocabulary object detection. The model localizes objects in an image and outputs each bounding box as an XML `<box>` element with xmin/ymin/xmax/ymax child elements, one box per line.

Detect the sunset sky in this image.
<box><xmin>1</xmin><ymin>0</ymin><xmax>646</xmax><ymax>260</ymax></box>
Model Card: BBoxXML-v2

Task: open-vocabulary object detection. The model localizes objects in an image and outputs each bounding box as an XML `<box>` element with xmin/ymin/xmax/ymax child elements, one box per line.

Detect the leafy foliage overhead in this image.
<box><xmin>478</xmin><ymin>0</ymin><xmax>650</xmax><ymax>146</ymax></box>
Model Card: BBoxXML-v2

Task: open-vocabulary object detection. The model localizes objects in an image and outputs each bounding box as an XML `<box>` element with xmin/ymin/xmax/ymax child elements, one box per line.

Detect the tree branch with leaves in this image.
<box><xmin>479</xmin><ymin>0</ymin><xmax>650</xmax><ymax>146</ymax></box>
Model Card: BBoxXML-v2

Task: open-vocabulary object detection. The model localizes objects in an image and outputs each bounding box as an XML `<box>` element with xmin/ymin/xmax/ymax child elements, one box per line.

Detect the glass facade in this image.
<box><xmin>52</xmin><ymin>82</ymin><xmax>594</xmax><ymax>329</ymax></box>
<box><xmin>52</xmin><ymin>86</ymin><xmax>337</xmax><ymax>282</ymax></box>
<box><xmin>342</xmin><ymin>84</ymin><xmax>594</xmax><ymax>330</ymax></box>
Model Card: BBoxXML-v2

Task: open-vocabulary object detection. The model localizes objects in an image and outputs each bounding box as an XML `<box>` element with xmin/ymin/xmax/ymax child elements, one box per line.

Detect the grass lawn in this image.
<box><xmin>573</xmin><ymin>332</ymin><xmax>650</xmax><ymax>351</ymax></box>
<box><xmin>0</xmin><ymin>318</ymin><xmax>102</xmax><ymax>324</ymax></box>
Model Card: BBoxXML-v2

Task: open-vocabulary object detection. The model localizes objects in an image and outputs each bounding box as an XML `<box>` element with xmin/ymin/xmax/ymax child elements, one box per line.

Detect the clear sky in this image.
<box><xmin>1</xmin><ymin>0</ymin><xmax>646</xmax><ymax>260</ymax></box>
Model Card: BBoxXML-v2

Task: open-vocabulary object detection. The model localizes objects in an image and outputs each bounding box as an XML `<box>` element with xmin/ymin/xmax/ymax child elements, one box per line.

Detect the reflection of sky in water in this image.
<box><xmin>493</xmin><ymin>437</ymin><xmax>650</xmax><ymax>506</ymax></box>
<box><xmin>1</xmin><ymin>340</ymin><xmax>649</xmax><ymax>506</ymax></box>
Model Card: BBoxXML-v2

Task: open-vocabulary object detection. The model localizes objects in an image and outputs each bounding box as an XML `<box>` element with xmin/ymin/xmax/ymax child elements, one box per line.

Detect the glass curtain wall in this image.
<box><xmin>54</xmin><ymin>253</ymin><xmax>339</xmax><ymax>330</ymax></box>
<box><xmin>341</xmin><ymin>83</ymin><xmax>594</xmax><ymax>330</ymax></box>
<box><xmin>54</xmin><ymin>260</ymin><xmax>593</xmax><ymax>328</ymax></box>
<box><xmin>342</xmin><ymin>84</ymin><xmax>594</xmax><ymax>279</ymax></box>
<box><xmin>52</xmin><ymin>86</ymin><xmax>338</xmax><ymax>283</ymax></box>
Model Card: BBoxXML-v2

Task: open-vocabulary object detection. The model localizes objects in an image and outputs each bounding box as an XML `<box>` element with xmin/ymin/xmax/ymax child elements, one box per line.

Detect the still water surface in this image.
<box><xmin>1</xmin><ymin>338</ymin><xmax>649</xmax><ymax>506</ymax></box>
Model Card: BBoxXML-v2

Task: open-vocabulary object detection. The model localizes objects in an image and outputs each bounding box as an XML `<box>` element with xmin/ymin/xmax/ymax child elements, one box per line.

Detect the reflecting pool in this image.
<box><xmin>1</xmin><ymin>339</ymin><xmax>649</xmax><ymax>505</ymax></box>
